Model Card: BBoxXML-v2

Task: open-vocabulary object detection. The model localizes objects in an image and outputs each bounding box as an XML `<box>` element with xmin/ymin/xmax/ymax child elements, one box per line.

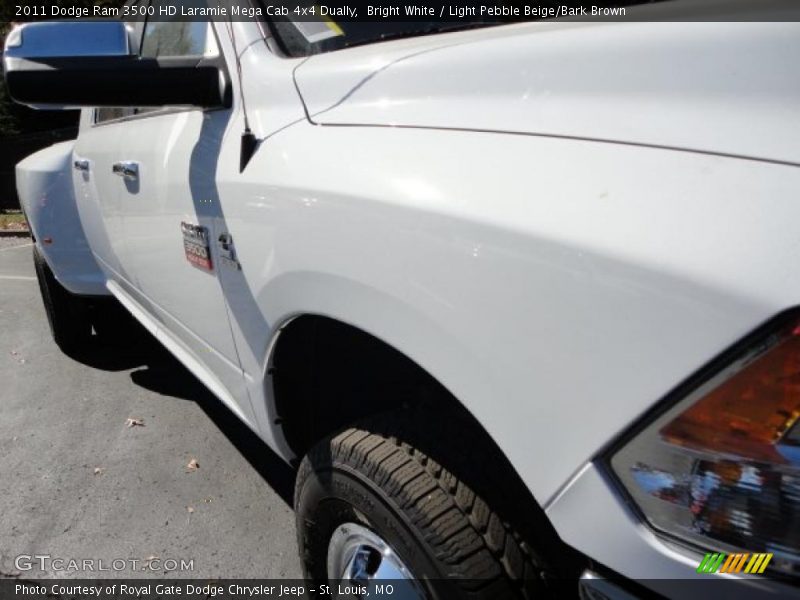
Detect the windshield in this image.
<box><xmin>263</xmin><ymin>14</ymin><xmax>509</xmax><ymax>57</ymax></box>
<box><xmin>261</xmin><ymin>0</ymin><xmax>667</xmax><ymax>57</ymax></box>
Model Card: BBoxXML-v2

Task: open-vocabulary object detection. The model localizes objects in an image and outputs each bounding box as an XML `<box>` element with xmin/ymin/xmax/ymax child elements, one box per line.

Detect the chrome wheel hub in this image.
<box><xmin>327</xmin><ymin>522</ymin><xmax>425</xmax><ymax>599</ymax></box>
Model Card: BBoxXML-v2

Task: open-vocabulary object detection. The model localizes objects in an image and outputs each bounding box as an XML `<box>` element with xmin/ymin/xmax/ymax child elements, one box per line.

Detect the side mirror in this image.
<box><xmin>3</xmin><ymin>21</ymin><xmax>230</xmax><ymax>110</ymax></box>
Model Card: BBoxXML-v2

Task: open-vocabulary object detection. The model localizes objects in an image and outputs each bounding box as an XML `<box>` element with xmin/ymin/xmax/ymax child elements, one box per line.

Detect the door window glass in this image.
<box><xmin>141</xmin><ymin>1</ymin><xmax>217</xmax><ymax>58</ymax></box>
<box><xmin>141</xmin><ymin>22</ymin><xmax>209</xmax><ymax>58</ymax></box>
<box><xmin>95</xmin><ymin>108</ymin><xmax>135</xmax><ymax>123</ymax></box>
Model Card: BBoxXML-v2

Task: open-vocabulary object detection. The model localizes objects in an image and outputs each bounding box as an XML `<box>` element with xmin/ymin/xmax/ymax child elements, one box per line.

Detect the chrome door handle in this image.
<box><xmin>73</xmin><ymin>159</ymin><xmax>90</xmax><ymax>172</ymax></box>
<box><xmin>112</xmin><ymin>161</ymin><xmax>139</xmax><ymax>181</ymax></box>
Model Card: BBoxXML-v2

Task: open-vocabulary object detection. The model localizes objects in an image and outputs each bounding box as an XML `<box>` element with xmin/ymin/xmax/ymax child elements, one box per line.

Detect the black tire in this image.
<box><xmin>32</xmin><ymin>245</ymin><xmax>92</xmax><ymax>352</ymax></box>
<box><xmin>296</xmin><ymin>405</ymin><xmax>566</xmax><ymax>600</ymax></box>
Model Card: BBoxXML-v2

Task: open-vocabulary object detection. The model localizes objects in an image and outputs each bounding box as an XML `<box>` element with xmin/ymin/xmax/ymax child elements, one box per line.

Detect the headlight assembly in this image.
<box><xmin>609</xmin><ymin>312</ymin><xmax>800</xmax><ymax>578</ymax></box>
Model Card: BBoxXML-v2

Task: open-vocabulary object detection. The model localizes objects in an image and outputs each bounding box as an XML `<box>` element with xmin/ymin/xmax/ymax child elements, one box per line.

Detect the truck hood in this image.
<box><xmin>294</xmin><ymin>17</ymin><xmax>800</xmax><ymax>166</ymax></box>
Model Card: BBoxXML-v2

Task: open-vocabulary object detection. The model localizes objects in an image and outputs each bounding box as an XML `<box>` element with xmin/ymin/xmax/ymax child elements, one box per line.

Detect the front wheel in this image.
<box><xmin>295</xmin><ymin>408</ymin><xmax>551</xmax><ymax>600</ymax></box>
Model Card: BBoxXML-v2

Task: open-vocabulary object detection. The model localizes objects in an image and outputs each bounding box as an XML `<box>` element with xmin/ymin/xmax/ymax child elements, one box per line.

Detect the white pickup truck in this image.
<box><xmin>5</xmin><ymin>1</ymin><xmax>800</xmax><ymax>597</ymax></box>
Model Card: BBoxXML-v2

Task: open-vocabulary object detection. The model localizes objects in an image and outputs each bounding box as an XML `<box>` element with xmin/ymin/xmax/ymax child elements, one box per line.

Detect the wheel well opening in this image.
<box><xmin>271</xmin><ymin>315</ymin><xmax>583</xmax><ymax>578</ymax></box>
<box><xmin>271</xmin><ymin>315</ymin><xmax>446</xmax><ymax>459</ymax></box>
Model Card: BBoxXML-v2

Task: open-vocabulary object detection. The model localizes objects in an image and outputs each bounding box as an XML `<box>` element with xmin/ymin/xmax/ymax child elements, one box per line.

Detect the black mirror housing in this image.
<box><xmin>3</xmin><ymin>21</ymin><xmax>231</xmax><ymax>110</ymax></box>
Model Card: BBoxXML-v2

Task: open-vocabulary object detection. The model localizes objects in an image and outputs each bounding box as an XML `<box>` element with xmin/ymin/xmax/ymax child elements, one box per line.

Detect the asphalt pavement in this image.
<box><xmin>0</xmin><ymin>238</ymin><xmax>301</xmax><ymax>579</ymax></box>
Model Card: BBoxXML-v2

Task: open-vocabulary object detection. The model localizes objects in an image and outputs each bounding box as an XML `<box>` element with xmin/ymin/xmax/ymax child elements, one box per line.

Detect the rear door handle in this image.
<box><xmin>73</xmin><ymin>159</ymin><xmax>90</xmax><ymax>172</ymax></box>
<box><xmin>112</xmin><ymin>161</ymin><xmax>139</xmax><ymax>181</ymax></box>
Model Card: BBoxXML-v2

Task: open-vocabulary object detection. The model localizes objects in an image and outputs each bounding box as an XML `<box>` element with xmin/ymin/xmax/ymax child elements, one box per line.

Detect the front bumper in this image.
<box><xmin>579</xmin><ymin>571</ymin><xmax>642</xmax><ymax>600</ymax></box>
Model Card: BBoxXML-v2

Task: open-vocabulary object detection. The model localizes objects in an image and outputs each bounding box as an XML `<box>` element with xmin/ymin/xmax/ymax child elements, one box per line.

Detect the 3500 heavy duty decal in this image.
<box><xmin>181</xmin><ymin>222</ymin><xmax>213</xmax><ymax>272</ymax></box>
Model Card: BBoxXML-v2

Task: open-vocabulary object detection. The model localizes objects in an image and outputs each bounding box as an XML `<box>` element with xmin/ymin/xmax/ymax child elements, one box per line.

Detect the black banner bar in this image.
<box><xmin>5</xmin><ymin>0</ymin><xmax>800</xmax><ymax>23</ymax></box>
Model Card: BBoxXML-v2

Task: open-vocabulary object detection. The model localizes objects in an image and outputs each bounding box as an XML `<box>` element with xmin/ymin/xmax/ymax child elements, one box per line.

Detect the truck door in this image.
<box><xmin>72</xmin><ymin>109</ymin><xmax>137</xmax><ymax>291</ymax></box>
<box><xmin>112</xmin><ymin>19</ymin><xmax>256</xmax><ymax>427</ymax></box>
<box><xmin>70</xmin><ymin>9</ymin><xmax>148</xmax><ymax>296</ymax></box>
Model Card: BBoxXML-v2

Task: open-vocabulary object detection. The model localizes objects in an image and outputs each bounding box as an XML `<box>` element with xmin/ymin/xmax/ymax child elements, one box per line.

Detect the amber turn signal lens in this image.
<box><xmin>661</xmin><ymin>328</ymin><xmax>800</xmax><ymax>465</ymax></box>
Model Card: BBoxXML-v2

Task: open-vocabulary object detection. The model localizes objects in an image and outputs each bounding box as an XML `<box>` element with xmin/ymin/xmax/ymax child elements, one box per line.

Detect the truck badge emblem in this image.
<box><xmin>181</xmin><ymin>222</ymin><xmax>213</xmax><ymax>272</ymax></box>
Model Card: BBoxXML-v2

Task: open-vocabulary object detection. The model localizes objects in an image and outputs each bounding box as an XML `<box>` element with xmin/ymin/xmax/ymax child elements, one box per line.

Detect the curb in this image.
<box><xmin>0</xmin><ymin>230</ymin><xmax>31</xmax><ymax>238</ymax></box>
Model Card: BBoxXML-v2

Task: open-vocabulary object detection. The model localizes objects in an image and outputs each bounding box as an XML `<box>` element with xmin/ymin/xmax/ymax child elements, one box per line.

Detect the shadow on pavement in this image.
<box><xmin>66</xmin><ymin>312</ymin><xmax>296</xmax><ymax>508</ymax></box>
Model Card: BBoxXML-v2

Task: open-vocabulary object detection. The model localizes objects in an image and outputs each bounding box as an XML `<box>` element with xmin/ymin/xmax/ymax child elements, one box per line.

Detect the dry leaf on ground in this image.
<box><xmin>125</xmin><ymin>418</ymin><xmax>145</xmax><ymax>428</ymax></box>
<box><xmin>143</xmin><ymin>556</ymin><xmax>159</xmax><ymax>567</ymax></box>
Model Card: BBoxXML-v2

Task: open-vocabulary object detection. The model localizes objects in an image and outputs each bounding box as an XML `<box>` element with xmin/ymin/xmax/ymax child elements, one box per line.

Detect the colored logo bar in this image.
<box><xmin>697</xmin><ymin>552</ymin><xmax>773</xmax><ymax>574</ymax></box>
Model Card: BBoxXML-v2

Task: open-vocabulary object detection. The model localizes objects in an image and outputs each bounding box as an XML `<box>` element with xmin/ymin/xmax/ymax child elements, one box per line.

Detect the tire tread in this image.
<box><xmin>296</xmin><ymin>408</ymin><xmax>545</xmax><ymax>599</ymax></box>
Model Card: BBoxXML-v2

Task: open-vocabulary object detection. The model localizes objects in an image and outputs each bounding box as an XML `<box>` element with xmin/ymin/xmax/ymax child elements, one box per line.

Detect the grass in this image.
<box><xmin>0</xmin><ymin>210</ymin><xmax>28</xmax><ymax>230</ymax></box>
